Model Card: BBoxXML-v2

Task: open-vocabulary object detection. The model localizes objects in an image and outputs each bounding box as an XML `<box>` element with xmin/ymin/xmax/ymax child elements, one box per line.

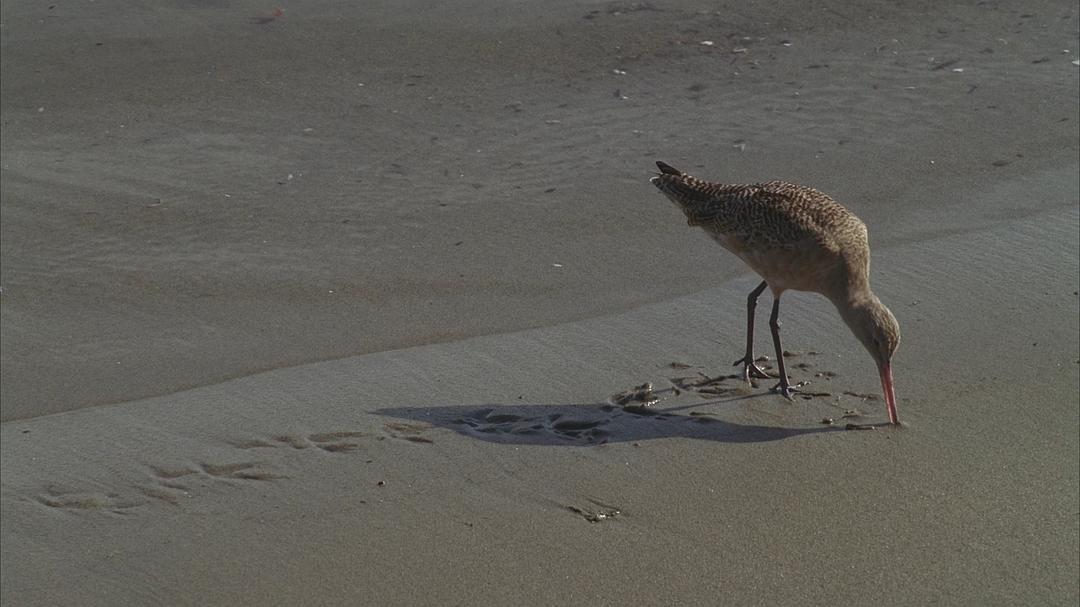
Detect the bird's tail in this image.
<box><xmin>649</xmin><ymin>161</ymin><xmax>720</xmax><ymax>223</ymax></box>
<box><xmin>655</xmin><ymin>161</ymin><xmax>682</xmax><ymax>176</ymax></box>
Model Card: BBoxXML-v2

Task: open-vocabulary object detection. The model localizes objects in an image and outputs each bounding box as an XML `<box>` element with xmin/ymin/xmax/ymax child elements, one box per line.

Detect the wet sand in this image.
<box><xmin>3</xmin><ymin>0</ymin><xmax>1078</xmax><ymax>421</ymax></box>
<box><xmin>2</xmin><ymin>1</ymin><xmax>1078</xmax><ymax>605</ymax></box>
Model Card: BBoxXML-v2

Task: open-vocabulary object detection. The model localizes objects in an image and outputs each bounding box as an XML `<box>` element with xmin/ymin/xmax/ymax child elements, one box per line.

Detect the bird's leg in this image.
<box><xmin>768</xmin><ymin>295</ymin><xmax>799</xmax><ymax>400</ymax></box>
<box><xmin>732</xmin><ymin>281</ymin><xmax>772</xmax><ymax>383</ymax></box>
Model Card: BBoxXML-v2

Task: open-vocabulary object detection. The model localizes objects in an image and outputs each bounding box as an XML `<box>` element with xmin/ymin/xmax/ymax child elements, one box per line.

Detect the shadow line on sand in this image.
<box><xmin>376</xmin><ymin>395</ymin><xmax>843</xmax><ymax>447</ymax></box>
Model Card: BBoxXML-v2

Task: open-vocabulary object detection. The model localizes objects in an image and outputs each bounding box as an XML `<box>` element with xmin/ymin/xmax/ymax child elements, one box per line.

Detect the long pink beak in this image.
<box><xmin>879</xmin><ymin>361</ymin><xmax>899</xmax><ymax>425</ymax></box>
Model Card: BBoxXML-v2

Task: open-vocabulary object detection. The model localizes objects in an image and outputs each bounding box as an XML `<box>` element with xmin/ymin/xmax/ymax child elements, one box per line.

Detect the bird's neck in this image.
<box><xmin>826</xmin><ymin>264</ymin><xmax>880</xmax><ymax>330</ymax></box>
<box><xmin>824</xmin><ymin>253</ymin><xmax>873</xmax><ymax>308</ymax></box>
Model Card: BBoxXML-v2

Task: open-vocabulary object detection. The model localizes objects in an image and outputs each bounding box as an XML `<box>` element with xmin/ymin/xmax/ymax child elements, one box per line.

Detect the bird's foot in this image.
<box><xmin>770</xmin><ymin>381</ymin><xmax>806</xmax><ymax>401</ymax></box>
<box><xmin>732</xmin><ymin>356</ymin><xmax>772</xmax><ymax>382</ymax></box>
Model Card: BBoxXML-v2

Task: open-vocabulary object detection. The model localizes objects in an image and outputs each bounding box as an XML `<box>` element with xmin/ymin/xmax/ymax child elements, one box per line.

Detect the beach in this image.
<box><xmin>2</xmin><ymin>1</ymin><xmax>1078</xmax><ymax>604</ymax></box>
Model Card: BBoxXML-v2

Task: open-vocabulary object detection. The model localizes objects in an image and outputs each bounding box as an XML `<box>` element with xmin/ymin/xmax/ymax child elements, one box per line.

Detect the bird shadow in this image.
<box><xmin>375</xmin><ymin>392</ymin><xmax>844</xmax><ymax>447</ymax></box>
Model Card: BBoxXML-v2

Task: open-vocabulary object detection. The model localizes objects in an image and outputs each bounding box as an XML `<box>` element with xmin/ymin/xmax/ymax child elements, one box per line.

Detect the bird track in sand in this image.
<box><xmin>30</xmin><ymin>422</ymin><xmax>435</xmax><ymax>515</ymax></box>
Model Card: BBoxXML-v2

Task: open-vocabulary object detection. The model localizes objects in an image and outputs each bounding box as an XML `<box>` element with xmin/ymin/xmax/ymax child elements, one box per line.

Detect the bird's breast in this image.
<box><xmin>710</xmin><ymin>233</ymin><xmax>842</xmax><ymax>295</ymax></box>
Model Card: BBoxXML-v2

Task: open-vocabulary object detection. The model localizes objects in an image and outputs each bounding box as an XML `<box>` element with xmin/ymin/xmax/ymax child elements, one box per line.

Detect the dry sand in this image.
<box><xmin>2</xmin><ymin>1</ymin><xmax>1078</xmax><ymax>605</ymax></box>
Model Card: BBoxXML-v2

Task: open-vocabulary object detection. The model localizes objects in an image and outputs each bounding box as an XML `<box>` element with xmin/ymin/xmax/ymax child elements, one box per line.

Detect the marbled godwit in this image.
<box><xmin>650</xmin><ymin>161</ymin><xmax>901</xmax><ymax>425</ymax></box>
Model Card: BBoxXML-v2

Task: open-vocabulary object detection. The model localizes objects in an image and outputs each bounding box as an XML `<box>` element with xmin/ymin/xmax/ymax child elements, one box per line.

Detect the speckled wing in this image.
<box><xmin>653</xmin><ymin>172</ymin><xmax>865</xmax><ymax>256</ymax></box>
<box><xmin>731</xmin><ymin>181</ymin><xmax>868</xmax><ymax>254</ymax></box>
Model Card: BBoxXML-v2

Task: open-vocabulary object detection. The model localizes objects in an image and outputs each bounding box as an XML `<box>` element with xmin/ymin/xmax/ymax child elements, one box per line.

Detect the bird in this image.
<box><xmin>649</xmin><ymin>160</ymin><xmax>901</xmax><ymax>425</ymax></box>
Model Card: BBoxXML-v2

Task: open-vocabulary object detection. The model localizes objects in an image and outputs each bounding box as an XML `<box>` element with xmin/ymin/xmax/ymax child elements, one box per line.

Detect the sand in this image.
<box><xmin>2</xmin><ymin>1</ymin><xmax>1078</xmax><ymax>605</ymax></box>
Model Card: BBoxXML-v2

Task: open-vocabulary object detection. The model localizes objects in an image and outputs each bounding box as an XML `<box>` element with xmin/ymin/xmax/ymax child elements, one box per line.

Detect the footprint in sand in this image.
<box><xmin>35</xmin><ymin>425</ymin><xmax>417</xmax><ymax>514</ymax></box>
<box><xmin>381</xmin><ymin>422</ymin><xmax>435</xmax><ymax>444</ymax></box>
<box><xmin>137</xmin><ymin>460</ymin><xmax>285</xmax><ymax>506</ymax></box>
<box><xmin>664</xmin><ymin>352</ymin><xmax>842</xmax><ymax>402</ymax></box>
<box><xmin>565</xmin><ymin>497</ymin><xmax>622</xmax><ymax>523</ymax></box>
<box><xmin>35</xmin><ymin>484</ymin><xmax>143</xmax><ymax>515</ymax></box>
<box><xmin>233</xmin><ymin>425</ymin><xmax>435</xmax><ymax>453</ymax></box>
<box><xmin>231</xmin><ymin>431</ymin><xmax>368</xmax><ymax>453</ymax></box>
<box><xmin>199</xmin><ymin>461</ymin><xmax>284</xmax><ymax>481</ymax></box>
<box><xmin>453</xmin><ymin>408</ymin><xmax>612</xmax><ymax>444</ymax></box>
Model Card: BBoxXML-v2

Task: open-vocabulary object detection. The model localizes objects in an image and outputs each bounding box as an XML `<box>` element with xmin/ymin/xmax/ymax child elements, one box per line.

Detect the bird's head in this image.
<box><xmin>842</xmin><ymin>296</ymin><xmax>901</xmax><ymax>424</ymax></box>
<box><xmin>852</xmin><ymin>299</ymin><xmax>900</xmax><ymax>366</ymax></box>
